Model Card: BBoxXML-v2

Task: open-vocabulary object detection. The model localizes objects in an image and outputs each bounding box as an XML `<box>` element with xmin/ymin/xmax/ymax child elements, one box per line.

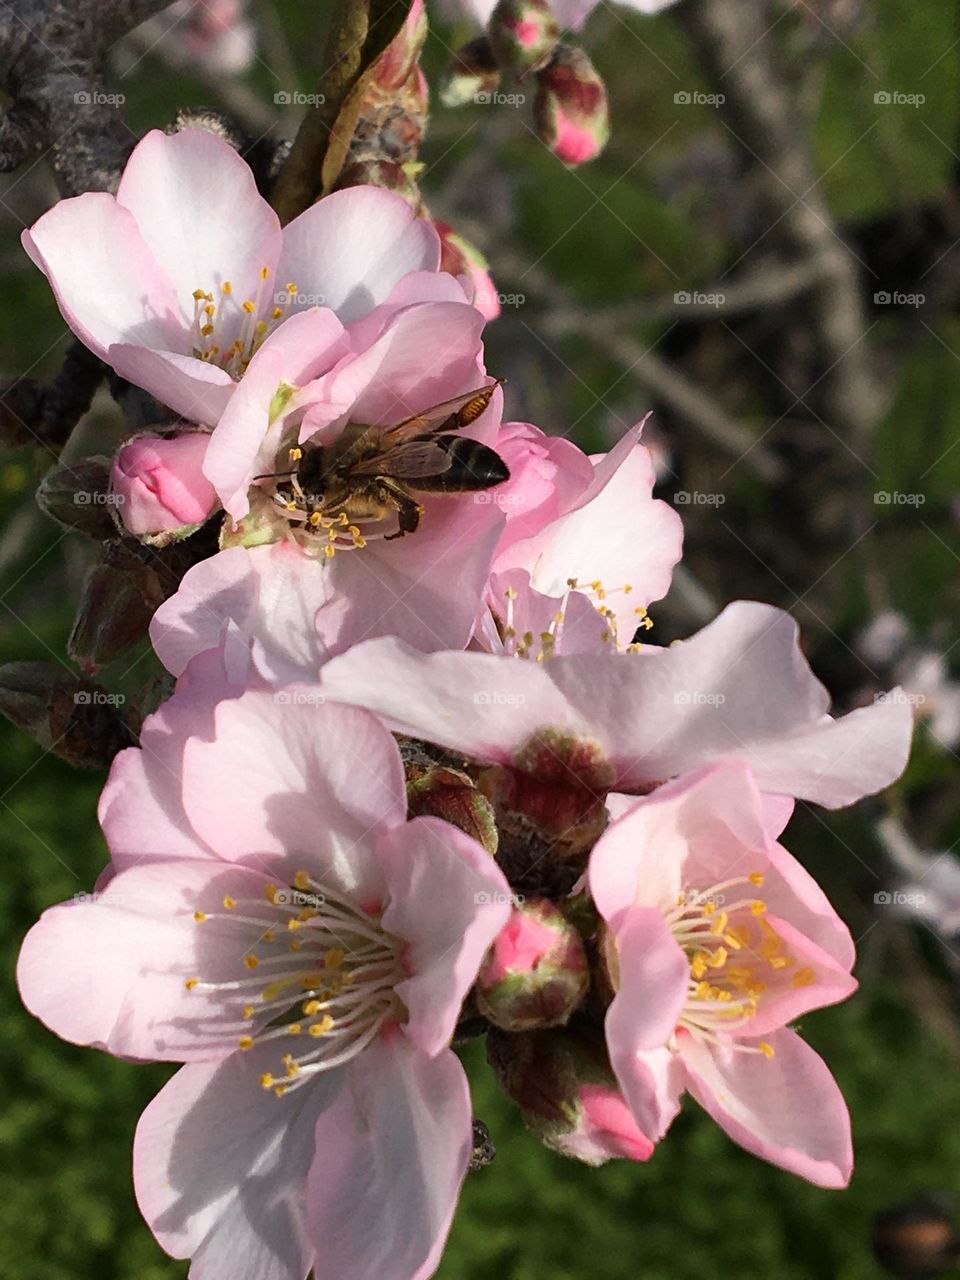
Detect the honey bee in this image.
<box><xmin>265</xmin><ymin>382</ymin><xmax>509</xmax><ymax>547</ymax></box>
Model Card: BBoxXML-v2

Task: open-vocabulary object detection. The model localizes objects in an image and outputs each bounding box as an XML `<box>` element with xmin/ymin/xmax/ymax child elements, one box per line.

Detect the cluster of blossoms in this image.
<box><xmin>16</xmin><ymin>125</ymin><xmax>912</xmax><ymax>1280</ymax></box>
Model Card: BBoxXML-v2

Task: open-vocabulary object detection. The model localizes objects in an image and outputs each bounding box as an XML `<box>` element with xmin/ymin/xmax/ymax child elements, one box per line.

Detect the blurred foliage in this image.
<box><xmin>0</xmin><ymin>0</ymin><xmax>959</xmax><ymax>1278</ymax></box>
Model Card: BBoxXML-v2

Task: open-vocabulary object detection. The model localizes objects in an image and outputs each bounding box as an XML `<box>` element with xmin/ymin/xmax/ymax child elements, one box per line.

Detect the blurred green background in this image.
<box><xmin>1</xmin><ymin>0</ymin><xmax>959</xmax><ymax>1276</ymax></box>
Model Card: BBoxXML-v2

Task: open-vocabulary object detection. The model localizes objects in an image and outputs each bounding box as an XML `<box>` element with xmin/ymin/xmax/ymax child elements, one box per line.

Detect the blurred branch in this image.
<box><xmin>0</xmin><ymin>0</ymin><xmax>171</xmax><ymax>193</ymax></box>
<box><xmin>508</xmin><ymin>257</ymin><xmax>785</xmax><ymax>481</ymax></box>
<box><xmin>681</xmin><ymin>0</ymin><xmax>887</xmax><ymax>442</ymax></box>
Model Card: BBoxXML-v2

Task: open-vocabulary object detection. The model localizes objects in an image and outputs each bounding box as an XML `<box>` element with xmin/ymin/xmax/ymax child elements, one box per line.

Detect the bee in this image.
<box><xmin>265</xmin><ymin>382</ymin><xmax>510</xmax><ymax>548</ymax></box>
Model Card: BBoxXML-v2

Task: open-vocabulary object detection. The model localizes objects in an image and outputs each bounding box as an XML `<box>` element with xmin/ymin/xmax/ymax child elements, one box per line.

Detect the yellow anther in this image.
<box><xmin>286</xmin><ymin>1060</ymin><xmax>300</xmax><ymax>1078</ymax></box>
<box><xmin>690</xmin><ymin>952</ymin><xmax>709</xmax><ymax>980</ymax></box>
<box><xmin>204</xmin><ymin>303</ymin><xmax>216</xmax><ymax>317</ymax></box>
<box><xmin>286</xmin><ymin>282</ymin><xmax>298</xmax><ymax>294</ymax></box>
<box><xmin>324</xmin><ymin>544</ymin><xmax>336</xmax><ymax>558</ymax></box>
<box><xmin>192</xmin><ymin>288</ymin><xmax>207</xmax><ymax>300</ymax></box>
<box><xmin>708</xmin><ymin>947</ymin><xmax>728</xmax><ymax>969</ymax></box>
<box><xmin>294</xmin><ymin>870</ymin><xmax>311</xmax><ymax>890</ymax></box>
<box><xmin>750</xmin><ymin>900</ymin><xmax>767</xmax><ymax>916</ymax></box>
<box><xmin>243</xmin><ymin>1005</ymin><xmax>255</xmax><ymax>1019</ymax></box>
<box><xmin>288</xmin><ymin>447</ymin><xmax>303</xmax><ymax>461</ymax></box>
<box><xmin>325</xmin><ymin>948</ymin><xmax>345</xmax><ymax>970</ymax></box>
<box><xmin>286</xmin><ymin>500</ymin><xmax>298</xmax><ymax>511</ymax></box>
<box><xmin>264</xmin><ymin>883</ymin><xmax>278</xmax><ymax>903</ymax></box>
<box><xmin>749</xmin><ymin>872</ymin><xmax>765</xmax><ymax>886</ymax></box>
<box><xmin>185</xmin><ymin>977</ymin><xmax>199</xmax><ymax>991</ymax></box>
<box><xmin>239</xmin><ymin>1035</ymin><xmax>254</xmax><ymax>1051</ymax></box>
<box><xmin>260</xmin><ymin>1072</ymin><xmax>275</xmax><ymax>1089</ymax></box>
<box><xmin>193</xmin><ymin>911</ymin><xmax>209</xmax><ymax>922</ymax></box>
<box><xmin>272</xmin><ymin>306</ymin><xmax>284</xmax><ymax>319</ymax></box>
<box><xmin>263</xmin><ymin>930</ymin><xmax>276</xmax><ymax>943</ymax></box>
<box><xmin>260</xmin><ymin>266</ymin><xmax>270</xmax><ymax>280</ymax></box>
<box><xmin>309</xmin><ymin>512</ymin><xmax>323</xmax><ymax>526</ymax></box>
<box><xmin>201</xmin><ymin>325</ymin><xmax>214</xmax><ymax>337</ymax></box>
<box><xmin>309</xmin><ymin>1014</ymin><xmax>335</xmax><ymax>1037</ymax></box>
<box><xmin>769</xmin><ymin>955</ymin><xmax>792</xmax><ymax>970</ymax></box>
<box><xmin>710</xmin><ymin>912</ymin><xmax>729</xmax><ymax>935</ymax></box>
<box><xmin>223</xmin><ymin>896</ymin><xmax>236</xmax><ymax>910</ymax></box>
<box><xmin>287</xmin><ymin>1023</ymin><xmax>302</xmax><ymax>1036</ymax></box>
<box><xmin>703</xmin><ymin>900</ymin><xmax>716</xmax><ymax>916</ymax></box>
<box><xmin>244</xmin><ymin>955</ymin><xmax>260</xmax><ymax>970</ymax></box>
<box><xmin>242</xmin><ymin>299</ymin><xmax>256</xmax><ymax>314</ymax></box>
<box><xmin>303</xmin><ymin>999</ymin><xmax>322</xmax><ymax>1016</ymax></box>
<box><xmin>288</xmin><ymin>918</ymin><xmax>302</xmax><ymax>932</ymax></box>
<box><xmin>758</xmin><ymin>1041</ymin><xmax>775</xmax><ymax>1059</ymax></box>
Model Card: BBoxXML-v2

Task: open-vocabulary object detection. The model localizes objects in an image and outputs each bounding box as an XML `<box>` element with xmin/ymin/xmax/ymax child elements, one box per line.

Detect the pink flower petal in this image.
<box><xmin>134</xmin><ymin>1048</ymin><xmax>342</xmax><ymax>1279</ymax></box>
<box><xmin>23</xmin><ymin>193</ymin><xmax>181</xmax><ymax>357</ymax></box>
<box><xmin>679</xmin><ymin>1026</ymin><xmax>853</xmax><ymax>1188</ymax></box>
<box><xmin>278</xmin><ymin>187</ymin><xmax>439</xmax><ymax>325</ymax></box>
<box><xmin>181</xmin><ymin>695</ymin><xmax>405</xmax><ymax>901</ymax></box>
<box><xmin>304</xmin><ymin>1034</ymin><xmax>471</xmax><ymax>1280</ymax></box>
<box><xmin>18</xmin><ymin>859</ymin><xmax>275</xmax><ymax>1061</ymax></box>
<box><xmin>116</xmin><ymin>128</ymin><xmax>281</xmax><ymax>332</ymax></box>
<box><xmin>378</xmin><ymin>816</ymin><xmax>511</xmax><ymax>1055</ymax></box>
<box><xmin>107</xmin><ymin>345</ymin><xmax>236</xmax><ymax>426</ymax></box>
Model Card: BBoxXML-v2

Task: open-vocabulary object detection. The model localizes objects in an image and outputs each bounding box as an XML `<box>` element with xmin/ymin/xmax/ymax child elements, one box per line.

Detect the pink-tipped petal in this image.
<box><xmin>23</xmin><ymin>195</ymin><xmax>180</xmax><ymax>357</ymax></box>
<box><xmin>379</xmin><ymin>817</ymin><xmax>511</xmax><ymax>1055</ymax></box>
<box><xmin>107</xmin><ymin>345</ymin><xmax>236</xmax><ymax>426</ymax></box>
<box><xmin>305</xmin><ymin>1035</ymin><xmax>471</xmax><ymax>1280</ymax></box>
<box><xmin>680</xmin><ymin>1026</ymin><xmax>854</xmax><ymax>1188</ymax></box>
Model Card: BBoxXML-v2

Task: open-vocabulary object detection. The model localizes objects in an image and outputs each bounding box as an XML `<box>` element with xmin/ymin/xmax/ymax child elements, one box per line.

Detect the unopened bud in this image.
<box><xmin>407</xmin><ymin>763</ymin><xmax>499</xmax><ymax>855</ymax></box>
<box><xmin>488</xmin><ymin>0</ymin><xmax>560</xmax><ymax>77</ymax></box>
<box><xmin>437</xmin><ymin>221</ymin><xmax>501</xmax><ymax>321</ymax></box>
<box><xmin>68</xmin><ymin>543</ymin><xmax>168</xmax><ymax>672</ymax></box>
<box><xmin>336</xmin><ymin>157</ymin><xmax>421</xmax><ymax>209</ymax></box>
<box><xmin>477</xmin><ymin>898</ymin><xmax>588</xmax><ymax>1030</ymax></box>
<box><xmin>487</xmin><ymin>1026</ymin><xmax>653</xmax><ymax>1166</ymax></box>
<box><xmin>439</xmin><ymin>37</ymin><xmax>502</xmax><ymax>108</ymax></box>
<box><xmin>0</xmin><ymin>661</ymin><xmax>135</xmax><ymax>768</ymax></box>
<box><xmin>373</xmin><ymin>0</ymin><xmax>428</xmax><ymax>91</ymax></box>
<box><xmin>534</xmin><ymin>44</ymin><xmax>609</xmax><ymax>166</ymax></box>
<box><xmin>36</xmin><ymin>456</ymin><xmax>116</xmax><ymax>537</ymax></box>
<box><xmin>110</xmin><ymin>431</ymin><xmax>219</xmax><ymax>547</ymax></box>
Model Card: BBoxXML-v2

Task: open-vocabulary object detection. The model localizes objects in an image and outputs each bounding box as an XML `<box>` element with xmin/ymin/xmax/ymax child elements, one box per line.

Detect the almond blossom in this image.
<box><xmin>18</xmin><ymin>684</ymin><xmax>512</xmax><ymax>1280</ymax></box>
<box><xmin>149</xmin><ymin>297</ymin><xmax>508</xmax><ymax>679</ymax></box>
<box><xmin>589</xmin><ymin>762</ymin><xmax>857</xmax><ymax>1187</ymax></box>
<box><xmin>23</xmin><ymin>127</ymin><xmax>442</xmax><ymax>424</ymax></box>
<box><xmin>317</xmin><ymin>600</ymin><xmax>914</xmax><ymax>809</ymax></box>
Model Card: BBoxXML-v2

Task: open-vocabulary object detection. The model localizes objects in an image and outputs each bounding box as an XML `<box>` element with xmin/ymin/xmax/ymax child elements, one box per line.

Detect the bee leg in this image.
<box><xmin>380</xmin><ymin>481</ymin><xmax>423</xmax><ymax>539</ymax></box>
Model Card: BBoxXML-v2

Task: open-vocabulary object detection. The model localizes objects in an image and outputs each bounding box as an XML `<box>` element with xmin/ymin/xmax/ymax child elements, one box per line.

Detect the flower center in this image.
<box><xmin>186</xmin><ymin>869</ymin><xmax>406</xmax><ymax>1097</ymax></box>
<box><xmin>663</xmin><ymin>873</ymin><xmax>816</xmax><ymax>1061</ymax></box>
<box><xmin>189</xmin><ymin>268</ymin><xmax>296</xmax><ymax>379</ymax></box>
<box><xmin>496</xmin><ymin>579</ymin><xmax>653</xmax><ymax>661</ymax></box>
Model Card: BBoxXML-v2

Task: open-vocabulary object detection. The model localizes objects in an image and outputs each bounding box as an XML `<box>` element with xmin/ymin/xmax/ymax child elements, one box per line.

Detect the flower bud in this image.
<box><xmin>534</xmin><ymin>45</ymin><xmax>609</xmax><ymax>166</ymax></box>
<box><xmin>439</xmin><ymin>37</ymin><xmax>502</xmax><ymax>108</ymax></box>
<box><xmin>437</xmin><ymin>221</ymin><xmax>501</xmax><ymax>321</ymax></box>
<box><xmin>0</xmin><ymin>661</ymin><xmax>135</xmax><ymax>768</ymax></box>
<box><xmin>488</xmin><ymin>0</ymin><xmax>560</xmax><ymax>77</ymax></box>
<box><xmin>477</xmin><ymin>898</ymin><xmax>588</xmax><ymax>1030</ymax></box>
<box><xmin>407</xmin><ymin>764</ymin><xmax>499</xmax><ymax>855</ymax></box>
<box><xmin>36</xmin><ymin>456</ymin><xmax>117</xmax><ymax>538</ymax></box>
<box><xmin>68</xmin><ymin>543</ymin><xmax>168</xmax><ymax>672</ymax></box>
<box><xmin>110</xmin><ymin>431</ymin><xmax>219</xmax><ymax>546</ymax></box>
<box><xmin>487</xmin><ymin>1026</ymin><xmax>653</xmax><ymax>1166</ymax></box>
<box><xmin>373</xmin><ymin>0</ymin><xmax>427</xmax><ymax>91</ymax></box>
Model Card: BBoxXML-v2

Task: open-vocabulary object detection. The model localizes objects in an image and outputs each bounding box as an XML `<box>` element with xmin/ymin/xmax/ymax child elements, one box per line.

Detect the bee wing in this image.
<box><xmin>377</xmin><ymin>381</ymin><xmax>501</xmax><ymax>446</ymax></box>
<box><xmin>350</xmin><ymin>437</ymin><xmax>455</xmax><ymax>479</ymax></box>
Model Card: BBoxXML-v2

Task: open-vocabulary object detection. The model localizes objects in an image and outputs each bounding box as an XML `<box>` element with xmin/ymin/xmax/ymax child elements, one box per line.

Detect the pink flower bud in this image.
<box><xmin>437</xmin><ymin>221</ymin><xmax>501</xmax><ymax>320</ymax></box>
<box><xmin>110</xmin><ymin>432</ymin><xmax>219</xmax><ymax>542</ymax></box>
<box><xmin>487</xmin><ymin>1026</ymin><xmax>654</xmax><ymax>1166</ymax></box>
<box><xmin>488</xmin><ymin>0</ymin><xmax>561</xmax><ymax>76</ymax></box>
<box><xmin>477</xmin><ymin>898</ymin><xmax>588</xmax><ymax>1029</ymax></box>
<box><xmin>534</xmin><ymin>45</ymin><xmax>609</xmax><ymax>166</ymax></box>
